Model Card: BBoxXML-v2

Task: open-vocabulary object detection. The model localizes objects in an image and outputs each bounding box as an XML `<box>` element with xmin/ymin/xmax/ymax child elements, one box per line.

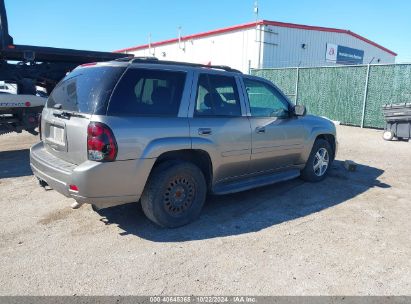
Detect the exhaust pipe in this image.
<box><xmin>38</xmin><ymin>178</ymin><xmax>48</xmax><ymax>188</ymax></box>
<box><xmin>70</xmin><ymin>201</ymin><xmax>84</xmax><ymax>209</ymax></box>
<box><xmin>37</xmin><ymin>178</ymin><xmax>83</xmax><ymax>209</ymax></box>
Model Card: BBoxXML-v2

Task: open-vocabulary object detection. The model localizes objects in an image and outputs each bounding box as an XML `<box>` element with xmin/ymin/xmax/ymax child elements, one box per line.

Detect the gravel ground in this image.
<box><xmin>0</xmin><ymin>125</ymin><xmax>410</xmax><ymax>295</ymax></box>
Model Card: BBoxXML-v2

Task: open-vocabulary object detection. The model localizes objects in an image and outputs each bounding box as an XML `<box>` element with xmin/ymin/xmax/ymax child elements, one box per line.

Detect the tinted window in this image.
<box><xmin>195</xmin><ymin>74</ymin><xmax>241</xmax><ymax>117</ymax></box>
<box><xmin>47</xmin><ymin>66</ymin><xmax>125</xmax><ymax>114</ymax></box>
<box><xmin>108</xmin><ymin>69</ymin><xmax>186</xmax><ymax>116</ymax></box>
<box><xmin>244</xmin><ymin>79</ymin><xmax>290</xmax><ymax>118</ymax></box>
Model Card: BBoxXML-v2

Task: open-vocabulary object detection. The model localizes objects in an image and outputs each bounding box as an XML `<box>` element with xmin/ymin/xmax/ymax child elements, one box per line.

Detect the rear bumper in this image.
<box><xmin>30</xmin><ymin>141</ymin><xmax>156</xmax><ymax>209</ymax></box>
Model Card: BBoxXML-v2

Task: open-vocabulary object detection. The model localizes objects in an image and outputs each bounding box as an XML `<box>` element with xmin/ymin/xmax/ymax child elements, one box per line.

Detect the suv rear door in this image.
<box><xmin>105</xmin><ymin>66</ymin><xmax>191</xmax><ymax>160</ymax></box>
<box><xmin>189</xmin><ymin>72</ymin><xmax>252</xmax><ymax>183</ymax></box>
<box><xmin>241</xmin><ymin>76</ymin><xmax>307</xmax><ymax>173</ymax></box>
<box><xmin>42</xmin><ymin>64</ymin><xmax>125</xmax><ymax>165</ymax></box>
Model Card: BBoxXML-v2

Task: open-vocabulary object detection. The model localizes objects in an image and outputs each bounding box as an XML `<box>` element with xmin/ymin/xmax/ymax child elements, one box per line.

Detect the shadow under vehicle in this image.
<box><xmin>96</xmin><ymin>160</ymin><xmax>389</xmax><ymax>241</ymax></box>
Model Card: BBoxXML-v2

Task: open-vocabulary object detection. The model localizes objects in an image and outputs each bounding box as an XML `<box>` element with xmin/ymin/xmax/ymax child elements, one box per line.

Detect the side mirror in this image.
<box><xmin>294</xmin><ymin>104</ymin><xmax>306</xmax><ymax>116</ymax></box>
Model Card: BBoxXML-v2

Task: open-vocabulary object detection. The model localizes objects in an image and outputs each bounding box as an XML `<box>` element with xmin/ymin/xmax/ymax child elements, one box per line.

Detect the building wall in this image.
<box><xmin>262</xmin><ymin>25</ymin><xmax>395</xmax><ymax>68</ymax></box>
<box><xmin>128</xmin><ymin>27</ymin><xmax>259</xmax><ymax>73</ymax></box>
<box><xmin>127</xmin><ymin>25</ymin><xmax>396</xmax><ymax>73</ymax></box>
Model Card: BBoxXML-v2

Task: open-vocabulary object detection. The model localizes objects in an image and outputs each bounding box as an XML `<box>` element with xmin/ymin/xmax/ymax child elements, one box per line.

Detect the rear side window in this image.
<box><xmin>47</xmin><ymin>66</ymin><xmax>125</xmax><ymax>114</ymax></box>
<box><xmin>108</xmin><ymin>69</ymin><xmax>186</xmax><ymax>116</ymax></box>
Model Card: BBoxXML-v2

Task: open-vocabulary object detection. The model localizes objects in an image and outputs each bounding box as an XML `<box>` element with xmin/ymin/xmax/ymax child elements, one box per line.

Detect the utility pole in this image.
<box><xmin>254</xmin><ymin>0</ymin><xmax>262</xmax><ymax>69</ymax></box>
<box><xmin>178</xmin><ymin>26</ymin><xmax>185</xmax><ymax>51</ymax></box>
<box><xmin>254</xmin><ymin>0</ymin><xmax>259</xmax><ymax>22</ymax></box>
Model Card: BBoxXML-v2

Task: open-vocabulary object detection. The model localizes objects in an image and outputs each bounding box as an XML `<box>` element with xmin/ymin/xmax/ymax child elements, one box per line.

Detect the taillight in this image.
<box><xmin>69</xmin><ymin>184</ymin><xmax>79</xmax><ymax>192</ymax></box>
<box><xmin>87</xmin><ymin>122</ymin><xmax>117</xmax><ymax>162</ymax></box>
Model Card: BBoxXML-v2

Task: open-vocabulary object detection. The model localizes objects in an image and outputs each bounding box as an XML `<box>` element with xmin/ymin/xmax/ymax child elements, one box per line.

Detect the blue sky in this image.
<box><xmin>5</xmin><ymin>0</ymin><xmax>411</xmax><ymax>62</ymax></box>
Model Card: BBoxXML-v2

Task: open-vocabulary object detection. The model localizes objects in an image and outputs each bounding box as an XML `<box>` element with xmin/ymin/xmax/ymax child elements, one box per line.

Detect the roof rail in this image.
<box><xmin>113</xmin><ymin>55</ymin><xmax>137</xmax><ymax>62</ymax></box>
<box><xmin>128</xmin><ymin>57</ymin><xmax>242</xmax><ymax>73</ymax></box>
<box><xmin>130</xmin><ymin>56</ymin><xmax>158</xmax><ymax>62</ymax></box>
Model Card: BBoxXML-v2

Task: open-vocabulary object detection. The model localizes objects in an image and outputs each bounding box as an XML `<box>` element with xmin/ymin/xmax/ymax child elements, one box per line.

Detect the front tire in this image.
<box><xmin>141</xmin><ymin>161</ymin><xmax>207</xmax><ymax>228</ymax></box>
<box><xmin>301</xmin><ymin>139</ymin><xmax>333</xmax><ymax>182</ymax></box>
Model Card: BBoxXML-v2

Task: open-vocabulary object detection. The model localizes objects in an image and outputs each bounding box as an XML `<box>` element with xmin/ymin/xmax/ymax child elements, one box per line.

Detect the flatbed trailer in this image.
<box><xmin>0</xmin><ymin>0</ymin><xmax>132</xmax><ymax>135</ymax></box>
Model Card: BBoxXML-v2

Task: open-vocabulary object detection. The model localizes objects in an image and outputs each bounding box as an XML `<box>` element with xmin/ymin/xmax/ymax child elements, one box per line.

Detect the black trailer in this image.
<box><xmin>0</xmin><ymin>0</ymin><xmax>132</xmax><ymax>135</ymax></box>
<box><xmin>382</xmin><ymin>103</ymin><xmax>411</xmax><ymax>141</ymax></box>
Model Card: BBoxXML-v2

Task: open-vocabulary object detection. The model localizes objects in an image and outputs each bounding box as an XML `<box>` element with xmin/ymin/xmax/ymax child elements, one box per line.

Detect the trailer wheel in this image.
<box><xmin>383</xmin><ymin>131</ymin><xmax>394</xmax><ymax>141</ymax></box>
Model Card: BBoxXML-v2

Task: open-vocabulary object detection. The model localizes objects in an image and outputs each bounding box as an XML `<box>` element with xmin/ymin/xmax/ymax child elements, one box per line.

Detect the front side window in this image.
<box><xmin>108</xmin><ymin>69</ymin><xmax>186</xmax><ymax>116</ymax></box>
<box><xmin>195</xmin><ymin>74</ymin><xmax>241</xmax><ymax>117</ymax></box>
<box><xmin>244</xmin><ymin>78</ymin><xmax>290</xmax><ymax>118</ymax></box>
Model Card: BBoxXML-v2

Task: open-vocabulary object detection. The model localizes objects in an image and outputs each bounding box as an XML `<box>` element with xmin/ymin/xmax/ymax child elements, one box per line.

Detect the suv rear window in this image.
<box><xmin>47</xmin><ymin>65</ymin><xmax>125</xmax><ymax>114</ymax></box>
<box><xmin>107</xmin><ymin>68</ymin><xmax>186</xmax><ymax>116</ymax></box>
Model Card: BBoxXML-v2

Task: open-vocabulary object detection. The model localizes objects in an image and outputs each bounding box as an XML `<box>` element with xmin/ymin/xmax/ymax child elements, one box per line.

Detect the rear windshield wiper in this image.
<box><xmin>53</xmin><ymin>110</ymin><xmax>88</xmax><ymax>119</ymax></box>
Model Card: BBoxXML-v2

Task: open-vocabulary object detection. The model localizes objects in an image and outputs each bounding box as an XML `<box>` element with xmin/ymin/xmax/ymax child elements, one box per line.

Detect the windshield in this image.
<box><xmin>47</xmin><ymin>65</ymin><xmax>125</xmax><ymax>114</ymax></box>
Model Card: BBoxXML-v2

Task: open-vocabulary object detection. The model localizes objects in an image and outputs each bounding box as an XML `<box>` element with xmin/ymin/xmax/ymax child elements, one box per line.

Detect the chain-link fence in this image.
<box><xmin>251</xmin><ymin>64</ymin><xmax>411</xmax><ymax>128</ymax></box>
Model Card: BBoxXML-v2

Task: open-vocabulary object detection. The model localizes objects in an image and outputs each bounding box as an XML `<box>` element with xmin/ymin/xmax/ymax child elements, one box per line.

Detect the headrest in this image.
<box><xmin>151</xmin><ymin>87</ymin><xmax>171</xmax><ymax>105</ymax></box>
<box><xmin>204</xmin><ymin>92</ymin><xmax>223</xmax><ymax>108</ymax></box>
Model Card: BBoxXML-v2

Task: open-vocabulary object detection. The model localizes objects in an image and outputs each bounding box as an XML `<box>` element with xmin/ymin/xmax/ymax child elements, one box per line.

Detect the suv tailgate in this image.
<box><xmin>42</xmin><ymin>64</ymin><xmax>125</xmax><ymax>165</ymax></box>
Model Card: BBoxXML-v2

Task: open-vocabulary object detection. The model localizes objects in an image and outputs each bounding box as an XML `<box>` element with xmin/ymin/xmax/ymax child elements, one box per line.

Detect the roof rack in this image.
<box><xmin>114</xmin><ymin>55</ymin><xmax>141</xmax><ymax>62</ymax></box>
<box><xmin>125</xmin><ymin>57</ymin><xmax>242</xmax><ymax>73</ymax></box>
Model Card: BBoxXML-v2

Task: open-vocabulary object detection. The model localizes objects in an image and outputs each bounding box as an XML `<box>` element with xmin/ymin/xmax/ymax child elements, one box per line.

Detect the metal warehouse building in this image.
<box><xmin>116</xmin><ymin>20</ymin><xmax>397</xmax><ymax>73</ymax></box>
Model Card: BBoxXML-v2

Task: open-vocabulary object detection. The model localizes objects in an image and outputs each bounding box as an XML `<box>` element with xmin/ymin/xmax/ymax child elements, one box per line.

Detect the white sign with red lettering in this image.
<box><xmin>326</xmin><ymin>43</ymin><xmax>338</xmax><ymax>62</ymax></box>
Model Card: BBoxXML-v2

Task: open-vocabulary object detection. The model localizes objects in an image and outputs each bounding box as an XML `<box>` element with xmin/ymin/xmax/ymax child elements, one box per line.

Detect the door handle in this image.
<box><xmin>198</xmin><ymin>128</ymin><xmax>212</xmax><ymax>136</ymax></box>
<box><xmin>256</xmin><ymin>126</ymin><xmax>266</xmax><ymax>133</ymax></box>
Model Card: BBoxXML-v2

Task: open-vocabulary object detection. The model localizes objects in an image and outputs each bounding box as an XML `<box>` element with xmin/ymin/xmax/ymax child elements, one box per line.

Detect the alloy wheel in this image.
<box><xmin>313</xmin><ymin>147</ymin><xmax>329</xmax><ymax>177</ymax></box>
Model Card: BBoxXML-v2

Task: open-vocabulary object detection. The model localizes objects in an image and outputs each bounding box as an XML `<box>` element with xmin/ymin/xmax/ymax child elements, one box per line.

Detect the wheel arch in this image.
<box><xmin>315</xmin><ymin>134</ymin><xmax>336</xmax><ymax>160</ymax></box>
<box><xmin>153</xmin><ymin>149</ymin><xmax>213</xmax><ymax>190</ymax></box>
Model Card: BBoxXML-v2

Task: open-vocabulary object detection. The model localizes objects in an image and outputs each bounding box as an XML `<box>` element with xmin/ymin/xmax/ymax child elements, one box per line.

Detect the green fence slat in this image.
<box><xmin>251</xmin><ymin>68</ymin><xmax>298</xmax><ymax>101</ymax></box>
<box><xmin>365</xmin><ymin>65</ymin><xmax>411</xmax><ymax>128</ymax></box>
<box><xmin>251</xmin><ymin>64</ymin><xmax>411</xmax><ymax>129</ymax></box>
<box><xmin>298</xmin><ymin>66</ymin><xmax>367</xmax><ymax>126</ymax></box>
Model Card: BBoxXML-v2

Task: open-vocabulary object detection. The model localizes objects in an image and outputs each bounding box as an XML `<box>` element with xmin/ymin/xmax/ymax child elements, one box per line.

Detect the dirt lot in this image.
<box><xmin>0</xmin><ymin>125</ymin><xmax>410</xmax><ymax>295</ymax></box>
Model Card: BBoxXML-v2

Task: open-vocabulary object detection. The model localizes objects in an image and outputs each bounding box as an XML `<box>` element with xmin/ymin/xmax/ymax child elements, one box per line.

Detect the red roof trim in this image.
<box><xmin>114</xmin><ymin>21</ymin><xmax>259</xmax><ymax>53</ymax></box>
<box><xmin>114</xmin><ymin>20</ymin><xmax>397</xmax><ymax>56</ymax></box>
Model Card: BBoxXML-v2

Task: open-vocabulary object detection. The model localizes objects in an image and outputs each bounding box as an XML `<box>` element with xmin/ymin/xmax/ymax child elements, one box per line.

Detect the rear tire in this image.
<box><xmin>141</xmin><ymin>161</ymin><xmax>207</xmax><ymax>228</ymax></box>
<box><xmin>301</xmin><ymin>139</ymin><xmax>333</xmax><ymax>182</ymax></box>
